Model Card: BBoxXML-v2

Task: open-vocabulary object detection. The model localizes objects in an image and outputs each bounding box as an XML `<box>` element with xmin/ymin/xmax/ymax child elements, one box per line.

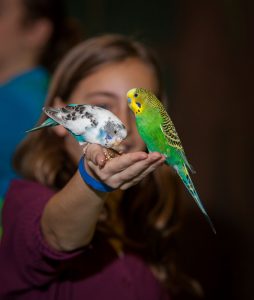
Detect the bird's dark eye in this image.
<box><xmin>134</xmin><ymin>93</ymin><xmax>138</xmax><ymax>98</ymax></box>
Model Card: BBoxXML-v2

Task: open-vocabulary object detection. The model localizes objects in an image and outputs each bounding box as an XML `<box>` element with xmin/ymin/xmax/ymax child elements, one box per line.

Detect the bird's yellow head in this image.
<box><xmin>127</xmin><ymin>87</ymin><xmax>149</xmax><ymax>115</ymax></box>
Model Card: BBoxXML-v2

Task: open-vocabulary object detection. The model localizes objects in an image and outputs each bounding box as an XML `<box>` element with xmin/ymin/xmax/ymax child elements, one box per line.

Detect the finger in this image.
<box><xmin>110</xmin><ymin>152</ymin><xmax>164</xmax><ymax>181</ymax></box>
<box><xmin>86</xmin><ymin>151</ymin><xmax>151</xmax><ymax>187</ymax></box>
<box><xmin>102</xmin><ymin>148</ymin><xmax>119</xmax><ymax>163</ymax></box>
<box><xmin>86</xmin><ymin>151</ymin><xmax>164</xmax><ymax>190</ymax></box>
<box><xmin>120</xmin><ymin>157</ymin><xmax>165</xmax><ymax>190</ymax></box>
<box><xmin>100</xmin><ymin>151</ymin><xmax>149</xmax><ymax>174</ymax></box>
<box><xmin>113</xmin><ymin>155</ymin><xmax>165</xmax><ymax>189</ymax></box>
<box><xmin>85</xmin><ymin>144</ymin><xmax>106</xmax><ymax>167</ymax></box>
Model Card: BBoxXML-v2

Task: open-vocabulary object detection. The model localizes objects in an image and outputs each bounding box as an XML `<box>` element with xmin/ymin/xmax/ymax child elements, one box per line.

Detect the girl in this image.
<box><xmin>0</xmin><ymin>34</ymin><xmax>182</xmax><ymax>300</ymax></box>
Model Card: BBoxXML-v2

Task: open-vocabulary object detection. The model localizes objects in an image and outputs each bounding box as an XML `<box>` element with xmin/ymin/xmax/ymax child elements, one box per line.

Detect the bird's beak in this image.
<box><xmin>112</xmin><ymin>141</ymin><xmax>124</xmax><ymax>153</ymax></box>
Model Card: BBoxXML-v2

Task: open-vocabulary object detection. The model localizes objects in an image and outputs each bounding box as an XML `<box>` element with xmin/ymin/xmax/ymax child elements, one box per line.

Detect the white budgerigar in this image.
<box><xmin>27</xmin><ymin>104</ymin><xmax>127</xmax><ymax>151</ymax></box>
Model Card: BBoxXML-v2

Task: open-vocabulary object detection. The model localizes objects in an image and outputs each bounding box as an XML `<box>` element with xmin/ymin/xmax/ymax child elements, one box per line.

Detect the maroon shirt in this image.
<box><xmin>0</xmin><ymin>180</ymin><xmax>170</xmax><ymax>300</ymax></box>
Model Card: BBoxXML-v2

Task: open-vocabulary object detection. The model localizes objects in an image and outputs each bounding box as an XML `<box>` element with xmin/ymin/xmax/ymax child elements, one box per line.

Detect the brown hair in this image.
<box><xmin>21</xmin><ymin>0</ymin><xmax>82</xmax><ymax>72</ymax></box>
<box><xmin>14</xmin><ymin>34</ymin><xmax>188</xmax><ymax>294</ymax></box>
<box><xmin>14</xmin><ymin>34</ymin><xmax>167</xmax><ymax>188</ymax></box>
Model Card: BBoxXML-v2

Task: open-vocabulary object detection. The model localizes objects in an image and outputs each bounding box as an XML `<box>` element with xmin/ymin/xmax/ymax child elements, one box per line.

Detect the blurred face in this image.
<box><xmin>58</xmin><ymin>58</ymin><xmax>159</xmax><ymax>162</ymax></box>
<box><xmin>0</xmin><ymin>0</ymin><xmax>27</xmax><ymax>65</ymax></box>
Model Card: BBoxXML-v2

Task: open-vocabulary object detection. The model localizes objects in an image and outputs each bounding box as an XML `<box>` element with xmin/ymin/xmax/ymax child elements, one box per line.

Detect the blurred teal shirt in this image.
<box><xmin>0</xmin><ymin>67</ymin><xmax>49</xmax><ymax>199</ymax></box>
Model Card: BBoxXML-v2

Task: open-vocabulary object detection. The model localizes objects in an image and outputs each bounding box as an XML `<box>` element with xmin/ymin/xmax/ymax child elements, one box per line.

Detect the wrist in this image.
<box><xmin>78</xmin><ymin>156</ymin><xmax>115</xmax><ymax>193</ymax></box>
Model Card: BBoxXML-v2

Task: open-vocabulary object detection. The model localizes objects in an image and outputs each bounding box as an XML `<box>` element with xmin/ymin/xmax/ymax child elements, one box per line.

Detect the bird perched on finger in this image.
<box><xmin>27</xmin><ymin>104</ymin><xmax>127</xmax><ymax>152</ymax></box>
<box><xmin>127</xmin><ymin>87</ymin><xmax>216</xmax><ymax>234</ymax></box>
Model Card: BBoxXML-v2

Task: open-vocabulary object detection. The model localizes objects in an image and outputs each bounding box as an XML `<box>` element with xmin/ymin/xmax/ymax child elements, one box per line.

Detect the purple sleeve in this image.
<box><xmin>0</xmin><ymin>180</ymin><xmax>84</xmax><ymax>292</ymax></box>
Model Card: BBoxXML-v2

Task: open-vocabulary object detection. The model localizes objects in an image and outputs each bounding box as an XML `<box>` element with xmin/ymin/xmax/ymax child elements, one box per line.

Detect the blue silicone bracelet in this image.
<box><xmin>78</xmin><ymin>156</ymin><xmax>115</xmax><ymax>192</ymax></box>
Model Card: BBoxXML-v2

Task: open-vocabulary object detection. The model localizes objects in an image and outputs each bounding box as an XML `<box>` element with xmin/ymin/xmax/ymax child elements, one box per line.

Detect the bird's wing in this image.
<box><xmin>43</xmin><ymin>104</ymin><xmax>101</xmax><ymax>141</ymax></box>
<box><xmin>43</xmin><ymin>105</ymin><xmax>81</xmax><ymax>125</ymax></box>
<box><xmin>160</xmin><ymin>119</ymin><xmax>195</xmax><ymax>173</ymax></box>
<box><xmin>159</xmin><ymin>116</ymin><xmax>183</xmax><ymax>150</ymax></box>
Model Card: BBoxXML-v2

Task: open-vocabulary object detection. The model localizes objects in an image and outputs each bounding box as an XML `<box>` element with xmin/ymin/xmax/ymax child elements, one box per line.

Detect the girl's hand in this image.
<box><xmin>84</xmin><ymin>144</ymin><xmax>165</xmax><ymax>190</ymax></box>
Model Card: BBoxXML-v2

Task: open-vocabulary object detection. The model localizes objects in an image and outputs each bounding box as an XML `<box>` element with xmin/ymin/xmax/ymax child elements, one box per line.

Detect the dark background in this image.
<box><xmin>65</xmin><ymin>1</ymin><xmax>254</xmax><ymax>299</ymax></box>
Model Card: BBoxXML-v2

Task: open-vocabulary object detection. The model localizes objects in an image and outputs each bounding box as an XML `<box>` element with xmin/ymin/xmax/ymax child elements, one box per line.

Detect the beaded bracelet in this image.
<box><xmin>78</xmin><ymin>156</ymin><xmax>115</xmax><ymax>192</ymax></box>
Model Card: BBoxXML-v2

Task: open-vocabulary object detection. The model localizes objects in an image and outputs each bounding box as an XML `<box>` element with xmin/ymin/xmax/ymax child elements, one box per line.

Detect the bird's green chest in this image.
<box><xmin>136</xmin><ymin>113</ymin><xmax>166</xmax><ymax>151</ymax></box>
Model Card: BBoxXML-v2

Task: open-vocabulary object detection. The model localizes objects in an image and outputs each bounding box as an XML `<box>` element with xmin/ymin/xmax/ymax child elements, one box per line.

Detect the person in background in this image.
<box><xmin>0</xmin><ymin>34</ymin><xmax>198</xmax><ymax>299</ymax></box>
<box><xmin>0</xmin><ymin>0</ymin><xmax>82</xmax><ymax>204</ymax></box>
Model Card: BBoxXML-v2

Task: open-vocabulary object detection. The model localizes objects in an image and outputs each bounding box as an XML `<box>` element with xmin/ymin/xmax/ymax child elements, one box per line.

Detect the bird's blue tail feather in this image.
<box><xmin>177</xmin><ymin>165</ymin><xmax>216</xmax><ymax>234</ymax></box>
<box><xmin>26</xmin><ymin>118</ymin><xmax>58</xmax><ymax>133</ymax></box>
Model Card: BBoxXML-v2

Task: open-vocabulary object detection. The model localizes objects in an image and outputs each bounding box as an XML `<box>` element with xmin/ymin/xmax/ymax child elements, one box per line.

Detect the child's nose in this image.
<box><xmin>118</xmin><ymin>109</ymin><xmax>135</xmax><ymax>134</ymax></box>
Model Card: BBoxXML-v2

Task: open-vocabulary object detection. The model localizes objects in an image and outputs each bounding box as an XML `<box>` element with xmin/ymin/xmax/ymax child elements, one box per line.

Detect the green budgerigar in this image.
<box><xmin>127</xmin><ymin>87</ymin><xmax>216</xmax><ymax>234</ymax></box>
